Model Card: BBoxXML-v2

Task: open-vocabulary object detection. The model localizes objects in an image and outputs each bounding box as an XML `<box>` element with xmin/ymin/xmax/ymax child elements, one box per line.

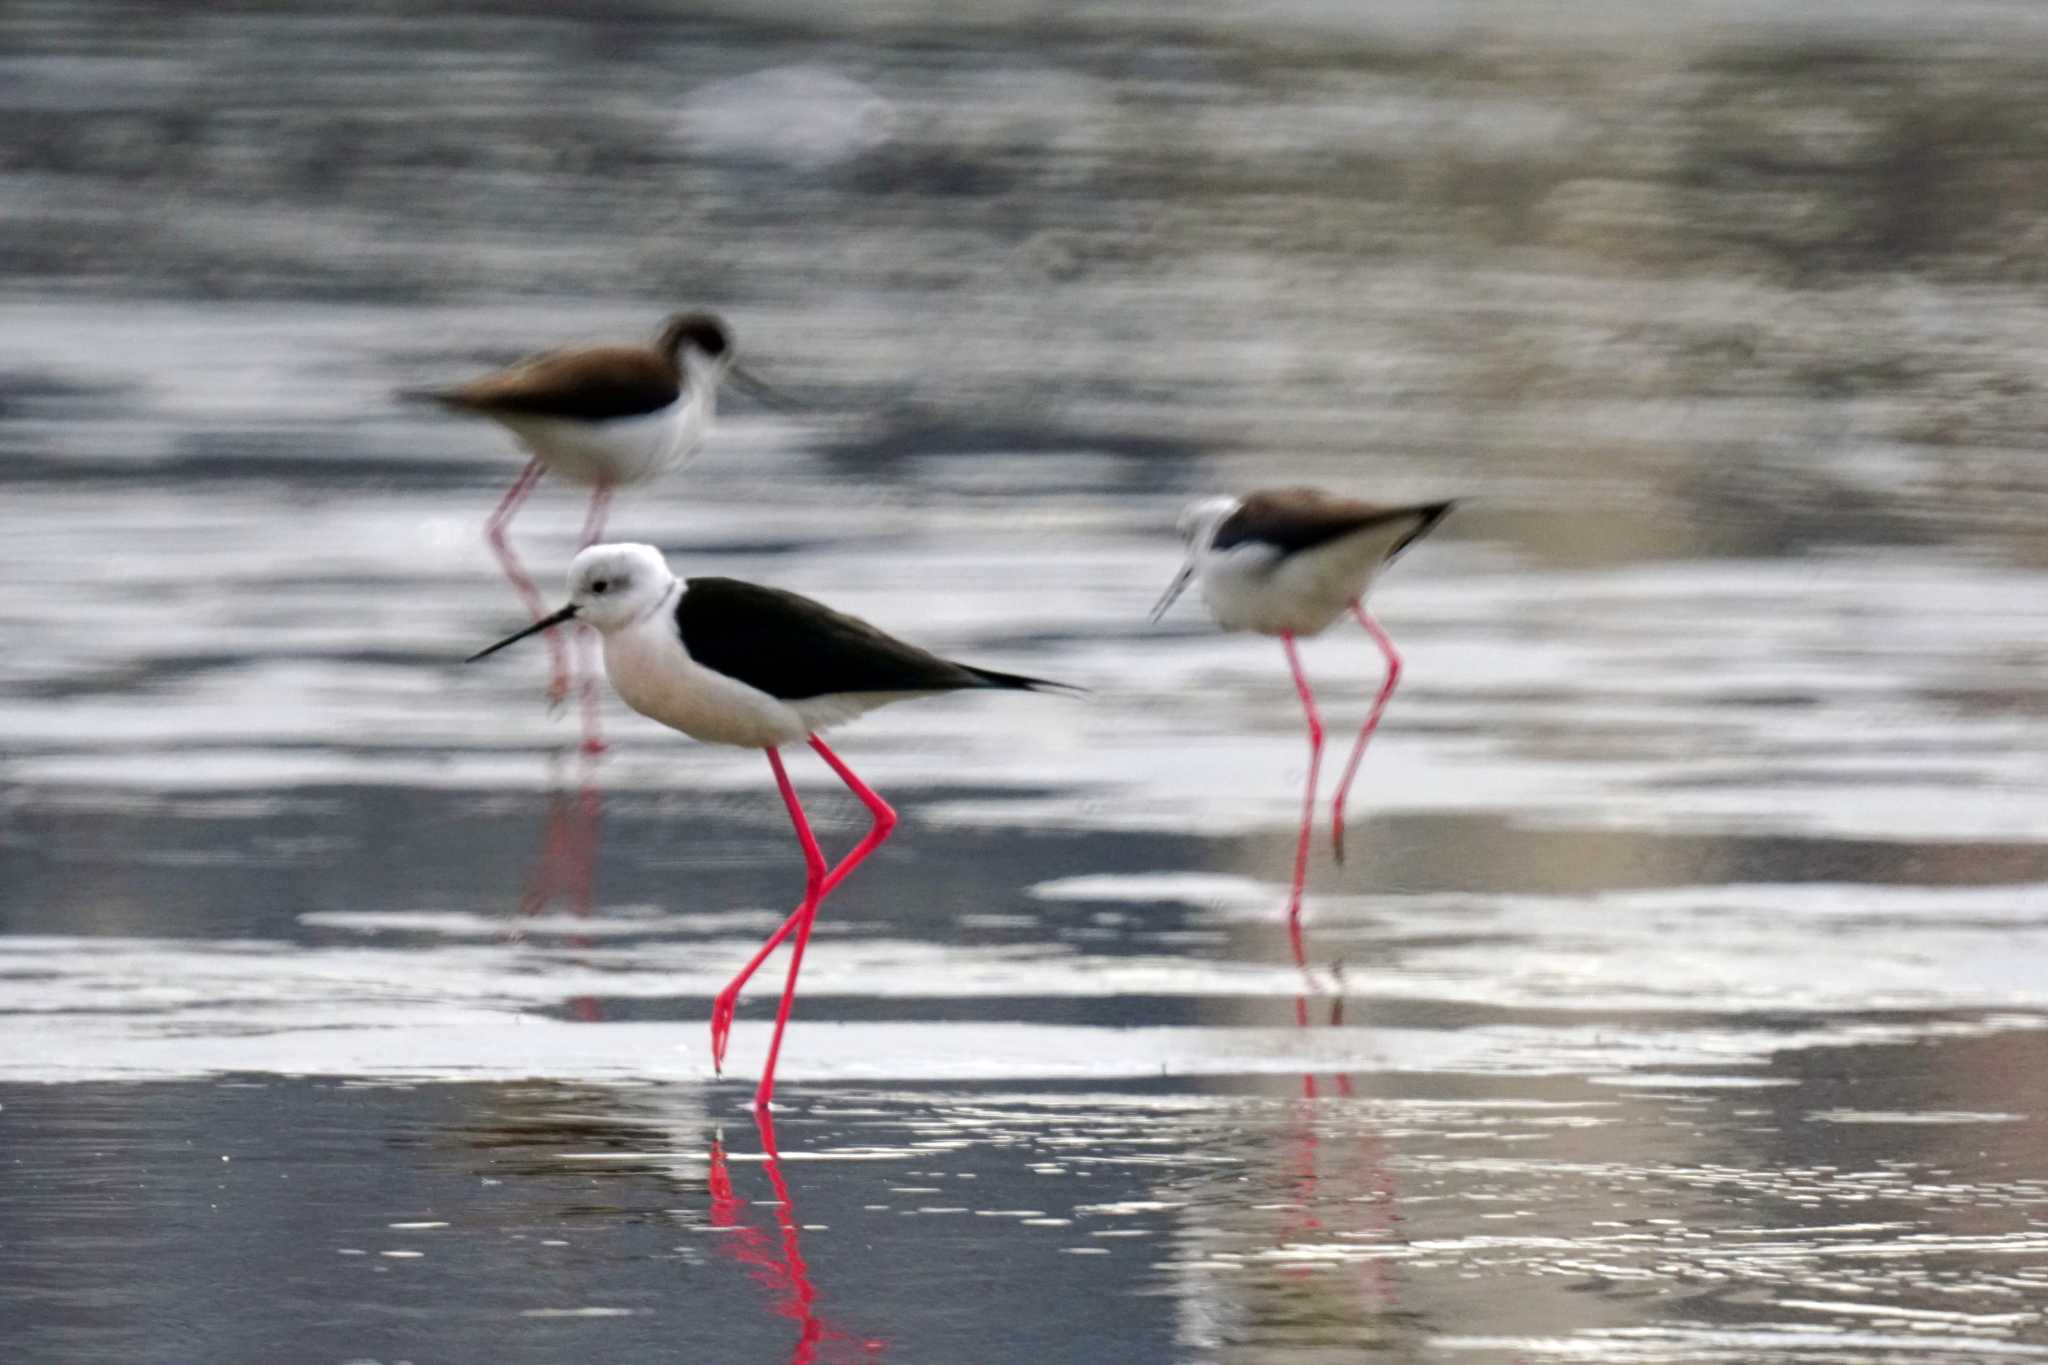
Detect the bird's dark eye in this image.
<box><xmin>591</xmin><ymin>579</ymin><xmax>610</xmax><ymax>594</ymax></box>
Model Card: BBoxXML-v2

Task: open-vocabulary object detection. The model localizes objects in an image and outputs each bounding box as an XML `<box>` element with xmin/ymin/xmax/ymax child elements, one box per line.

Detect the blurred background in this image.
<box><xmin>5</xmin><ymin>3</ymin><xmax>2048</xmax><ymax>1363</ymax></box>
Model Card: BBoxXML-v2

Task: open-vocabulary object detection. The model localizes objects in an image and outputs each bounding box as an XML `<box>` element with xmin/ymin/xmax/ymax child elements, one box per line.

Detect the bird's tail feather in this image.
<box><xmin>963</xmin><ymin>664</ymin><xmax>1087</xmax><ymax>696</ymax></box>
<box><xmin>1386</xmin><ymin>498</ymin><xmax>1457</xmax><ymax>563</ymax></box>
<box><xmin>394</xmin><ymin>386</ymin><xmax>465</xmax><ymax>409</ymax></box>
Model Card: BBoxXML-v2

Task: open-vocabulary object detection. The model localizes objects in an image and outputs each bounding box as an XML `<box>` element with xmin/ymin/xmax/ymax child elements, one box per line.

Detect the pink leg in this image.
<box><xmin>1329</xmin><ymin>604</ymin><xmax>1403</xmax><ymax>865</ymax></box>
<box><xmin>1282</xmin><ymin>635</ymin><xmax>1325</xmax><ymax>985</ymax></box>
<box><xmin>575</xmin><ymin>484</ymin><xmax>614</xmax><ymax>755</ymax></box>
<box><xmin>485</xmin><ymin>458</ymin><xmax>570</xmax><ymax>707</ymax></box>
<box><xmin>707</xmin><ymin>736</ymin><xmax>898</xmax><ymax>1107</ymax></box>
<box><xmin>578</xmin><ymin>483</ymin><xmax>613</xmax><ymax>548</ymax></box>
<box><xmin>752</xmin><ymin>738</ymin><xmax>899</xmax><ymax>1110</ymax></box>
<box><xmin>708</xmin><ymin>745</ymin><xmax>897</xmax><ymax>1074</ymax></box>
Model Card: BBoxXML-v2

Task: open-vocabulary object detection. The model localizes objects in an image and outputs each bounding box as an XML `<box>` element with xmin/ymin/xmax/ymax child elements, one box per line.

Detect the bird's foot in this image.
<box><xmin>709</xmin><ymin>991</ymin><xmax>738</xmax><ymax>1075</ymax></box>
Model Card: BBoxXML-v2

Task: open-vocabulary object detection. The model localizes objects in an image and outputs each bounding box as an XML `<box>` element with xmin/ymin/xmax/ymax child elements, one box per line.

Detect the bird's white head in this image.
<box><xmin>466</xmin><ymin>542</ymin><xmax>675</xmax><ymax>664</ymax></box>
<box><xmin>564</xmin><ymin>543</ymin><xmax>676</xmax><ymax>633</ymax></box>
<box><xmin>1175</xmin><ymin>495</ymin><xmax>1240</xmax><ymax>552</ymax></box>
<box><xmin>1151</xmin><ymin>495</ymin><xmax>1241</xmax><ymax>622</ymax></box>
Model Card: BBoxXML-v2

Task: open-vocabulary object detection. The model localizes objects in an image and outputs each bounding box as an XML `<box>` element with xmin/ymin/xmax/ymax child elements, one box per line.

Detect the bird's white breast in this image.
<box><xmin>600</xmin><ymin>608</ymin><xmax>809</xmax><ymax>749</ymax></box>
<box><xmin>500</xmin><ymin>390</ymin><xmax>710</xmax><ymax>488</ymax></box>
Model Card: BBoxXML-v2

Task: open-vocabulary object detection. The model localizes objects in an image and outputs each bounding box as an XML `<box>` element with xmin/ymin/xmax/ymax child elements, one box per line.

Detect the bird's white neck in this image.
<box><xmin>635</xmin><ymin>576</ymin><xmax>683</xmax><ymax>628</ymax></box>
<box><xmin>681</xmin><ymin>349</ymin><xmax>727</xmax><ymax>401</ymax></box>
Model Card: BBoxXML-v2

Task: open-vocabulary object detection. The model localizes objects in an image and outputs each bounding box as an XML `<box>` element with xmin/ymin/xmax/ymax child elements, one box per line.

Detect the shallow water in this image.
<box><xmin>7</xmin><ymin>4</ymin><xmax>2048</xmax><ymax>1362</ymax></box>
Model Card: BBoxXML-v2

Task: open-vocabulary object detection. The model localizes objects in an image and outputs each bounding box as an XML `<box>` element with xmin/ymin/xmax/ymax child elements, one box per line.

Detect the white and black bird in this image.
<box><xmin>408</xmin><ymin>312</ymin><xmax>780</xmax><ymax>741</ymax></box>
<box><xmin>468</xmin><ymin>542</ymin><xmax>1075</xmax><ymax>1109</ymax></box>
<box><xmin>1152</xmin><ymin>487</ymin><xmax>1453</xmax><ymax>934</ymax></box>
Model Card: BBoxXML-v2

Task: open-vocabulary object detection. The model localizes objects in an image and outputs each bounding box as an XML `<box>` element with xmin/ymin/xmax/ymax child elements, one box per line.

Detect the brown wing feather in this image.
<box><xmin>1215</xmin><ymin>488</ymin><xmax>1454</xmax><ymax>560</ymax></box>
<box><xmin>417</xmin><ymin>345</ymin><xmax>682</xmax><ymax>422</ymax></box>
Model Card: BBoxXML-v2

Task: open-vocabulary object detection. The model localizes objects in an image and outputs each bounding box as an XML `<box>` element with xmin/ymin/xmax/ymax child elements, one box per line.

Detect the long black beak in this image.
<box><xmin>726</xmin><ymin>363</ymin><xmax>803</xmax><ymax>411</ymax></box>
<box><xmin>467</xmin><ymin>604</ymin><xmax>577</xmax><ymax>662</ymax></box>
<box><xmin>1149</xmin><ymin>561</ymin><xmax>1196</xmax><ymax>623</ymax></box>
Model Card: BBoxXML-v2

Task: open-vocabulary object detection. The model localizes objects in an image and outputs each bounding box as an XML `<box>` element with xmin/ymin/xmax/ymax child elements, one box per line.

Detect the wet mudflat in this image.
<box><xmin>8</xmin><ymin>3</ymin><xmax>2048</xmax><ymax>1362</ymax></box>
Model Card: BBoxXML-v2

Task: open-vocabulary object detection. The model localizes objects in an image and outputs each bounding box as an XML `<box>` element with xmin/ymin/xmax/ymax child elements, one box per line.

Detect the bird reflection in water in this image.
<box><xmin>1285</xmin><ymin>958</ymin><xmax>1351</xmax><ymax>1248</ymax></box>
<box><xmin>1279</xmin><ymin>941</ymin><xmax>1408</xmax><ymax>1341</ymax></box>
<box><xmin>708</xmin><ymin>1108</ymin><xmax>888</xmax><ymax>1365</ymax></box>
<box><xmin>1294</xmin><ymin>959</ymin><xmax>1353</xmax><ymax>1102</ymax></box>
<box><xmin>516</xmin><ymin>743</ymin><xmax>605</xmax><ymax>1022</ymax></box>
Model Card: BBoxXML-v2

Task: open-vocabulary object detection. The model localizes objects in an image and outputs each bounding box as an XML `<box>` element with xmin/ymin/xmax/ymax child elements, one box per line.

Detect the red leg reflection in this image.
<box><xmin>565</xmin><ymin>482</ymin><xmax>610</xmax><ymax>757</ymax></box>
<box><xmin>519</xmin><ymin>746</ymin><xmax>604</xmax><ymax>1021</ymax></box>
<box><xmin>485</xmin><ymin>457</ymin><xmax>570</xmax><ymax>708</ymax></box>
<box><xmin>520</xmin><ymin>747</ymin><xmax>604</xmax><ymax>919</ymax></box>
<box><xmin>1273</xmin><ymin>984</ymin><xmax>1406</xmax><ymax>1334</ymax></box>
<box><xmin>707</xmin><ymin>1131</ymin><xmax>804</xmax><ymax>1351</ymax></box>
<box><xmin>708</xmin><ymin>736</ymin><xmax>898</xmax><ymax>1109</ymax></box>
<box><xmin>1287</xmin><ymin>969</ymin><xmax>1354</xmax><ymax>1102</ymax></box>
<box><xmin>1329</xmin><ymin>604</ymin><xmax>1402</xmax><ymax>865</ymax></box>
<box><xmin>1327</xmin><ymin>962</ymin><xmax>1354</xmax><ymax>1099</ymax></box>
<box><xmin>574</xmin><ymin>483</ymin><xmax>614</xmax><ymax>755</ymax></box>
<box><xmin>756</xmin><ymin>1110</ymin><xmax>825</xmax><ymax>1362</ymax></box>
<box><xmin>708</xmin><ymin>1108</ymin><xmax>888</xmax><ymax>1364</ymax></box>
<box><xmin>575</xmin><ymin>628</ymin><xmax>608</xmax><ymax>757</ymax></box>
<box><xmin>1274</xmin><ymin>1096</ymin><xmax>1407</xmax><ymax>1323</ymax></box>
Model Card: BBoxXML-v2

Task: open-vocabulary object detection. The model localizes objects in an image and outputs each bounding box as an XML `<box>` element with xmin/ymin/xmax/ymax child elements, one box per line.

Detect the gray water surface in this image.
<box><xmin>6</xmin><ymin>4</ymin><xmax>2048</xmax><ymax>1362</ymax></box>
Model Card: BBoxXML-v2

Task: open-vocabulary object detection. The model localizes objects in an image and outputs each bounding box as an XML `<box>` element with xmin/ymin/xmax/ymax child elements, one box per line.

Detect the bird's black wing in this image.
<box><xmin>1215</xmin><ymin>489</ymin><xmax>1455</xmax><ymax>562</ymax></box>
<box><xmin>677</xmin><ymin>578</ymin><xmax>1065</xmax><ymax>700</ymax></box>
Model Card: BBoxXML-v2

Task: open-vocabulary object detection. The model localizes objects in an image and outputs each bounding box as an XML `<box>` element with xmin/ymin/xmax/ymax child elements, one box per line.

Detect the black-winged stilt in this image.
<box><xmin>408</xmin><ymin>312</ymin><xmax>777</xmax><ymax>745</ymax></box>
<box><xmin>1151</xmin><ymin>487</ymin><xmax>1453</xmax><ymax>946</ymax></box>
<box><xmin>468</xmin><ymin>542</ymin><xmax>1075</xmax><ymax>1109</ymax></box>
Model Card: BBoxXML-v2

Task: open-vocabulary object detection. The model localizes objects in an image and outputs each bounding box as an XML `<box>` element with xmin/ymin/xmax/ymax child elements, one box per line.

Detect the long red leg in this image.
<box><xmin>1282</xmin><ymin>633</ymin><xmax>1324</xmax><ymax>1010</ymax></box>
<box><xmin>578</xmin><ymin>482</ymin><xmax>613</xmax><ymax>548</ymax></box>
<box><xmin>1330</xmin><ymin>604</ymin><xmax>1403</xmax><ymax>865</ymax></box>
<box><xmin>752</xmin><ymin>738</ymin><xmax>898</xmax><ymax>1110</ymax></box>
<box><xmin>709</xmin><ymin>752</ymin><xmax>859</xmax><ymax>1075</ymax></box>
<box><xmin>750</xmin><ymin>748</ymin><xmax>829</xmax><ymax>1110</ymax></box>
<box><xmin>574</xmin><ymin>484</ymin><xmax>614</xmax><ymax>755</ymax></box>
<box><xmin>707</xmin><ymin>737</ymin><xmax>898</xmax><ymax>1107</ymax></box>
<box><xmin>484</xmin><ymin>458</ymin><xmax>569</xmax><ymax>707</ymax></box>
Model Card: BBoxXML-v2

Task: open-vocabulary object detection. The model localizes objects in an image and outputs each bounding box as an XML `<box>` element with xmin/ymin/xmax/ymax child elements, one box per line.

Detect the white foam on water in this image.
<box><xmin>1433</xmin><ymin>1327</ymin><xmax>2048</xmax><ymax>1360</ymax></box>
<box><xmin>0</xmin><ymin>923</ymin><xmax>2038</xmax><ymax>1084</ymax></box>
<box><xmin>1029</xmin><ymin>874</ymin><xmax>2048</xmax><ymax>1014</ymax></box>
